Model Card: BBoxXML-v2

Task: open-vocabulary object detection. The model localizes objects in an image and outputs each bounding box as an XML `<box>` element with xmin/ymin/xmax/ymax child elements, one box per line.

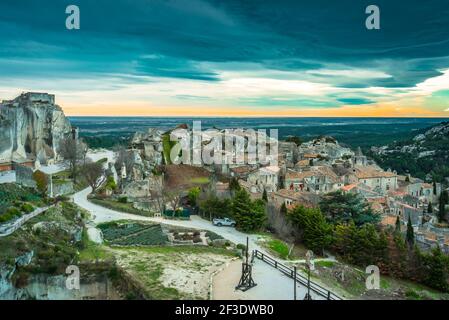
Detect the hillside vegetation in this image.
<box><xmin>368</xmin><ymin>121</ymin><xmax>449</xmax><ymax>182</ymax></box>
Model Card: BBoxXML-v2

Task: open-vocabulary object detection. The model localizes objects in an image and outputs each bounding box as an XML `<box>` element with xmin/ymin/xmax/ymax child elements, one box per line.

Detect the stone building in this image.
<box><xmin>285</xmin><ymin>166</ymin><xmax>344</xmax><ymax>194</ymax></box>
<box><xmin>247</xmin><ymin>165</ymin><xmax>280</xmax><ymax>193</ymax></box>
<box><xmin>353</xmin><ymin>166</ymin><xmax>398</xmax><ymax>194</ymax></box>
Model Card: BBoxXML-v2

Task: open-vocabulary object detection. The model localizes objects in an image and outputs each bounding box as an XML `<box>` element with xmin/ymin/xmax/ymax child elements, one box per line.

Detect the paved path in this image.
<box><xmin>74</xmin><ymin>187</ymin><xmax>263</xmax><ymax>251</ymax></box>
<box><xmin>73</xmin><ymin>186</ymin><xmax>338</xmax><ymax>300</ymax></box>
<box><xmin>213</xmin><ymin>260</ymin><xmax>326</xmax><ymax>300</ymax></box>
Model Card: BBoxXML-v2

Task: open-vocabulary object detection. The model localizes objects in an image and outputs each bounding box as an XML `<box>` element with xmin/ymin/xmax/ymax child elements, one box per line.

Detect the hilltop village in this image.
<box><xmin>1</xmin><ymin>93</ymin><xmax>449</xmax><ymax>300</ymax></box>
<box><xmin>123</xmin><ymin>125</ymin><xmax>448</xmax><ymax>253</ymax></box>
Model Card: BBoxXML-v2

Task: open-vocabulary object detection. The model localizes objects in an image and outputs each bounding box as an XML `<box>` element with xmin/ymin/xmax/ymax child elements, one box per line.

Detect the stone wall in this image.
<box><xmin>50</xmin><ymin>180</ymin><xmax>74</xmax><ymax>197</ymax></box>
<box><xmin>14</xmin><ymin>164</ymin><xmax>36</xmax><ymax>188</ymax></box>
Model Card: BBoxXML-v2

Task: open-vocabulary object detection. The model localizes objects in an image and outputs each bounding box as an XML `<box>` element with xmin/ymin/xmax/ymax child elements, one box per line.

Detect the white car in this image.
<box><xmin>212</xmin><ymin>217</ymin><xmax>236</xmax><ymax>227</ymax></box>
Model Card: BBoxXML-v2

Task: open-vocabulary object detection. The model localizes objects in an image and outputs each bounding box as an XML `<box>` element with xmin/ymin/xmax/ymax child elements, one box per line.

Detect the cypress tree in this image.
<box><xmin>438</xmin><ymin>191</ymin><xmax>448</xmax><ymax>222</ymax></box>
<box><xmin>427</xmin><ymin>202</ymin><xmax>433</xmax><ymax>213</ymax></box>
<box><xmin>406</xmin><ymin>216</ymin><xmax>415</xmax><ymax>246</ymax></box>
<box><xmin>395</xmin><ymin>216</ymin><xmax>401</xmax><ymax>234</ymax></box>
<box><xmin>433</xmin><ymin>181</ymin><xmax>437</xmax><ymax>195</ymax></box>
<box><xmin>262</xmin><ymin>189</ymin><xmax>268</xmax><ymax>202</ymax></box>
<box><xmin>229</xmin><ymin>177</ymin><xmax>241</xmax><ymax>195</ymax></box>
<box><xmin>280</xmin><ymin>202</ymin><xmax>288</xmax><ymax>216</ymax></box>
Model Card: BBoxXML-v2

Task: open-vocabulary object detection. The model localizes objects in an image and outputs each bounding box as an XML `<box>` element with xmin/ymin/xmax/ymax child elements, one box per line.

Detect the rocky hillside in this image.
<box><xmin>0</xmin><ymin>92</ymin><xmax>72</xmax><ymax>165</ymax></box>
<box><xmin>368</xmin><ymin>121</ymin><xmax>449</xmax><ymax>182</ymax></box>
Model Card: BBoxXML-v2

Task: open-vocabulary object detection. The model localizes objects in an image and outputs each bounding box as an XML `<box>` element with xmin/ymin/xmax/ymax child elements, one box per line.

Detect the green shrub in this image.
<box><xmin>105</xmin><ymin>176</ymin><xmax>117</xmax><ymax>191</ymax></box>
<box><xmin>236</xmin><ymin>243</ymin><xmax>246</xmax><ymax>251</ymax></box>
<box><xmin>118</xmin><ymin>196</ymin><xmax>128</xmax><ymax>203</ymax></box>
<box><xmin>267</xmin><ymin>239</ymin><xmax>290</xmax><ymax>259</ymax></box>
<box><xmin>0</xmin><ymin>207</ymin><xmax>22</xmax><ymax>223</ymax></box>
<box><xmin>21</xmin><ymin>203</ymin><xmax>34</xmax><ymax>214</ymax></box>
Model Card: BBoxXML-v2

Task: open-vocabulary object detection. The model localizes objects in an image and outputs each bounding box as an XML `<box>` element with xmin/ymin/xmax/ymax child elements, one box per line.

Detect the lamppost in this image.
<box><xmin>293</xmin><ymin>265</ymin><xmax>297</xmax><ymax>300</ymax></box>
<box><xmin>304</xmin><ymin>250</ymin><xmax>314</xmax><ymax>300</ymax></box>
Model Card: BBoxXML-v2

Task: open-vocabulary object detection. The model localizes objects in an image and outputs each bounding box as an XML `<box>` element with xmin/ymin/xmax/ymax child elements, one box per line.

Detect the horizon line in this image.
<box><xmin>66</xmin><ymin>115</ymin><xmax>449</xmax><ymax>119</ymax></box>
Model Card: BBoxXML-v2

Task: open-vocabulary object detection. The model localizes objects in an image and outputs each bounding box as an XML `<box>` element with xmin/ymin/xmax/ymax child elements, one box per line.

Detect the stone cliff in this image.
<box><xmin>0</xmin><ymin>92</ymin><xmax>72</xmax><ymax>165</ymax></box>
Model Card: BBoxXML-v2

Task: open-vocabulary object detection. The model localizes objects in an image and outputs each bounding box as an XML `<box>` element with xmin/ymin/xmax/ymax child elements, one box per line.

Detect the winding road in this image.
<box><xmin>73</xmin><ymin>186</ymin><xmax>340</xmax><ymax>300</ymax></box>
<box><xmin>73</xmin><ymin>186</ymin><xmax>264</xmax><ymax>251</ymax></box>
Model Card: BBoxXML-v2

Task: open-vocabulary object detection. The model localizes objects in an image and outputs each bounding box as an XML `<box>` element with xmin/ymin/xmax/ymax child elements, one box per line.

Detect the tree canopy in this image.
<box><xmin>319</xmin><ymin>190</ymin><xmax>379</xmax><ymax>226</ymax></box>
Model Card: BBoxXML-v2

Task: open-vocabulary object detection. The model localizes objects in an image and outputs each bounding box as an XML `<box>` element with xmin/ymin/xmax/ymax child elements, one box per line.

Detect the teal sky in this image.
<box><xmin>0</xmin><ymin>0</ymin><xmax>449</xmax><ymax>116</ymax></box>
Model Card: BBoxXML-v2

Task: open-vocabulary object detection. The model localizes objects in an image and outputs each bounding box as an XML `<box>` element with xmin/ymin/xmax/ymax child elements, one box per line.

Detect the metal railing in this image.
<box><xmin>252</xmin><ymin>250</ymin><xmax>342</xmax><ymax>300</ymax></box>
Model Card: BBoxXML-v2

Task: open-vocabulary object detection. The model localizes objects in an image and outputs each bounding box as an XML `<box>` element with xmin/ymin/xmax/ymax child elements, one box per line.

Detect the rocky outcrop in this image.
<box><xmin>0</xmin><ymin>92</ymin><xmax>72</xmax><ymax>165</ymax></box>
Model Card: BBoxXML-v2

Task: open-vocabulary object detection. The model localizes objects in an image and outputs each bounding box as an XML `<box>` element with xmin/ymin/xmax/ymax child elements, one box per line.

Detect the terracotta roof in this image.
<box><xmin>303</xmin><ymin>153</ymin><xmax>320</xmax><ymax>159</ymax></box>
<box><xmin>296</xmin><ymin>159</ymin><xmax>310</xmax><ymax>167</ymax></box>
<box><xmin>381</xmin><ymin>215</ymin><xmax>397</xmax><ymax>226</ymax></box>
<box><xmin>230</xmin><ymin>166</ymin><xmax>254</xmax><ymax>175</ymax></box>
<box><xmin>274</xmin><ymin>189</ymin><xmax>320</xmax><ymax>206</ymax></box>
<box><xmin>259</xmin><ymin>166</ymin><xmax>280</xmax><ymax>175</ymax></box>
<box><xmin>285</xmin><ymin>170</ymin><xmax>315</xmax><ymax>180</ymax></box>
<box><xmin>341</xmin><ymin>184</ymin><xmax>357</xmax><ymax>192</ymax></box>
<box><xmin>285</xmin><ymin>166</ymin><xmax>340</xmax><ymax>183</ymax></box>
<box><xmin>355</xmin><ymin>166</ymin><xmax>397</xmax><ymax>179</ymax></box>
<box><xmin>423</xmin><ymin>231</ymin><xmax>437</xmax><ymax>241</ymax></box>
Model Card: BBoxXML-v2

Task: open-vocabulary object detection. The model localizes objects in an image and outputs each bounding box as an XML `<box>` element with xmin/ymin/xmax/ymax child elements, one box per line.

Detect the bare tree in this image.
<box><xmin>80</xmin><ymin>161</ymin><xmax>105</xmax><ymax>193</ymax></box>
<box><xmin>166</xmin><ymin>188</ymin><xmax>184</xmax><ymax>216</ymax></box>
<box><xmin>149</xmin><ymin>175</ymin><xmax>184</xmax><ymax>217</ymax></box>
<box><xmin>113</xmin><ymin>145</ymin><xmax>135</xmax><ymax>175</ymax></box>
<box><xmin>58</xmin><ymin>136</ymin><xmax>88</xmax><ymax>183</ymax></box>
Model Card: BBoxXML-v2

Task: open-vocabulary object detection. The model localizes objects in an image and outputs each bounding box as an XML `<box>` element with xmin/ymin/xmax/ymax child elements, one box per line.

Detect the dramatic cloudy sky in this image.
<box><xmin>1</xmin><ymin>0</ymin><xmax>449</xmax><ymax>116</ymax></box>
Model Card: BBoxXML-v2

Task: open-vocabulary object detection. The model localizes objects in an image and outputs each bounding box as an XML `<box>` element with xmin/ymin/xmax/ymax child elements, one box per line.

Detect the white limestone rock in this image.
<box><xmin>0</xmin><ymin>92</ymin><xmax>72</xmax><ymax>164</ymax></box>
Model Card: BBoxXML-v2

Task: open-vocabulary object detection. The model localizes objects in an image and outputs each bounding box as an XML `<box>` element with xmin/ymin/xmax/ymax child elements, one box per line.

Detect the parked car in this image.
<box><xmin>212</xmin><ymin>217</ymin><xmax>236</xmax><ymax>227</ymax></box>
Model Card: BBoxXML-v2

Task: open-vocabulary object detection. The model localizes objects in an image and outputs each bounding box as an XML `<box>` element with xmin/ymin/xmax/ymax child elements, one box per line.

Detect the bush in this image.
<box><xmin>236</xmin><ymin>243</ymin><xmax>246</xmax><ymax>251</ymax></box>
<box><xmin>0</xmin><ymin>207</ymin><xmax>22</xmax><ymax>223</ymax></box>
<box><xmin>55</xmin><ymin>195</ymin><xmax>70</xmax><ymax>202</ymax></box>
<box><xmin>105</xmin><ymin>176</ymin><xmax>117</xmax><ymax>191</ymax></box>
<box><xmin>118</xmin><ymin>196</ymin><xmax>128</xmax><ymax>203</ymax></box>
<box><xmin>32</xmin><ymin>170</ymin><xmax>48</xmax><ymax>194</ymax></box>
<box><xmin>193</xmin><ymin>236</ymin><xmax>202</xmax><ymax>243</ymax></box>
<box><xmin>20</xmin><ymin>203</ymin><xmax>34</xmax><ymax>214</ymax></box>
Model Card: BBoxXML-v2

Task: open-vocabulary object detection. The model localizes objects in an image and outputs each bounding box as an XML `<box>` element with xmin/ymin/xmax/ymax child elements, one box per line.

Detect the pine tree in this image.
<box><xmin>287</xmin><ymin>205</ymin><xmax>332</xmax><ymax>254</ymax></box>
<box><xmin>406</xmin><ymin>216</ymin><xmax>415</xmax><ymax>246</ymax></box>
<box><xmin>421</xmin><ymin>247</ymin><xmax>449</xmax><ymax>292</ymax></box>
<box><xmin>262</xmin><ymin>189</ymin><xmax>268</xmax><ymax>202</ymax></box>
<box><xmin>232</xmin><ymin>189</ymin><xmax>266</xmax><ymax>232</ymax></box>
